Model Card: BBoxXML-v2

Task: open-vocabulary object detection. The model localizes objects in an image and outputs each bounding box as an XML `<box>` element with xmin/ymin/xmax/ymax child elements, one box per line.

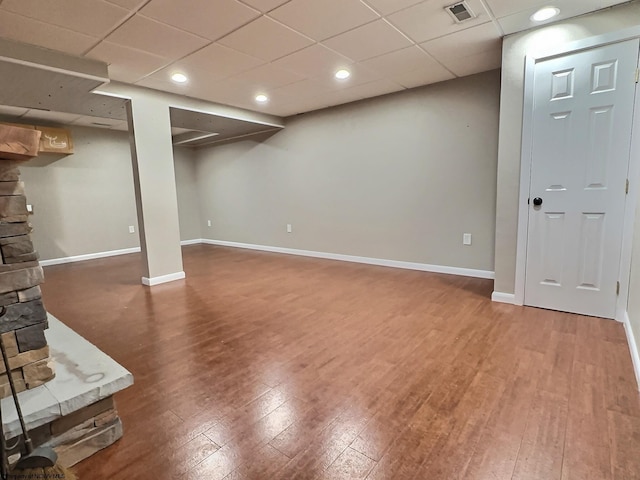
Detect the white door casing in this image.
<box><xmin>524</xmin><ymin>39</ymin><xmax>640</xmax><ymax>319</ymax></box>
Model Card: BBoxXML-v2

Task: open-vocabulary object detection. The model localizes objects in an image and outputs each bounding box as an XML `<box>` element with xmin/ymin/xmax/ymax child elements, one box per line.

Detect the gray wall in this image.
<box><xmin>174</xmin><ymin>146</ymin><xmax>202</xmax><ymax>242</ymax></box>
<box><xmin>22</xmin><ymin>126</ymin><xmax>139</xmax><ymax>261</ymax></box>
<box><xmin>195</xmin><ymin>70</ymin><xmax>500</xmax><ymax>272</ymax></box>
<box><xmin>19</xmin><ymin>126</ymin><xmax>200</xmax><ymax>261</ymax></box>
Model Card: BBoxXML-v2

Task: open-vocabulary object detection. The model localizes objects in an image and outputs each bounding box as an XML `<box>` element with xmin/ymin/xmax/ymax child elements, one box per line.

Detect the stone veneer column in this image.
<box><xmin>0</xmin><ymin>125</ymin><xmax>54</xmax><ymax>397</ymax></box>
<box><xmin>126</xmin><ymin>95</ymin><xmax>185</xmax><ymax>286</ymax></box>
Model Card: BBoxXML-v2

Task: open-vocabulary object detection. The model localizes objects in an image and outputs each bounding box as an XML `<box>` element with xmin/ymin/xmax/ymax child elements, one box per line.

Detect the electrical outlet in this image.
<box><xmin>287</xmin><ymin>224</ymin><xmax>292</xmax><ymax>233</ymax></box>
<box><xmin>463</xmin><ymin>233</ymin><xmax>472</xmax><ymax>245</ymax></box>
<box><xmin>207</xmin><ymin>220</ymin><xmax>212</xmax><ymax>227</ymax></box>
<box><xmin>129</xmin><ymin>225</ymin><xmax>135</xmax><ymax>234</ymax></box>
<box><xmin>26</xmin><ymin>204</ymin><xmax>33</xmax><ymax>214</ymax></box>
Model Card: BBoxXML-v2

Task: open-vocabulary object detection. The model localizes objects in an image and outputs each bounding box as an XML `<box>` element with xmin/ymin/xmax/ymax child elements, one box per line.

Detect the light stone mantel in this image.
<box><xmin>0</xmin><ymin>315</ymin><xmax>134</xmax><ymax>438</ymax></box>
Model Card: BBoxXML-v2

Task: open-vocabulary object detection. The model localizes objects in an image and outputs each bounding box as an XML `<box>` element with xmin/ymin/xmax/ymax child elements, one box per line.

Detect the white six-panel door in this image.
<box><xmin>525</xmin><ymin>39</ymin><xmax>640</xmax><ymax>319</ymax></box>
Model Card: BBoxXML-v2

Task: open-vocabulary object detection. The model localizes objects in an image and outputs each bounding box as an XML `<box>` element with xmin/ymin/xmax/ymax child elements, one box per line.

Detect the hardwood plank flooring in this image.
<box><xmin>38</xmin><ymin>245</ymin><xmax>640</xmax><ymax>479</ymax></box>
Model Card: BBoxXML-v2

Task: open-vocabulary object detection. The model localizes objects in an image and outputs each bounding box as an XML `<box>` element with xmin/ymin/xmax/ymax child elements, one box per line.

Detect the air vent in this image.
<box><xmin>446</xmin><ymin>1</ymin><xmax>476</xmax><ymax>23</ymax></box>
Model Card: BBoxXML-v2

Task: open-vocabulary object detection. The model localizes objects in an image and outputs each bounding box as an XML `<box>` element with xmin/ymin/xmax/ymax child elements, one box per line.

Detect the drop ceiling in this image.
<box><xmin>0</xmin><ymin>0</ymin><xmax>633</xmax><ymax>119</ymax></box>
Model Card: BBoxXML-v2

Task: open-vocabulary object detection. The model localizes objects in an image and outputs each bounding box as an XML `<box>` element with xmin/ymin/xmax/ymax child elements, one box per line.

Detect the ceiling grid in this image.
<box><xmin>0</xmin><ymin>0</ymin><xmax>633</xmax><ymax>119</ymax></box>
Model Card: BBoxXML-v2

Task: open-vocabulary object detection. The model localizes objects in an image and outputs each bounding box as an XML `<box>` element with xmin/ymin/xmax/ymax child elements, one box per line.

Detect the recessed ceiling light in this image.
<box><xmin>255</xmin><ymin>94</ymin><xmax>268</xmax><ymax>103</ymax></box>
<box><xmin>335</xmin><ymin>69</ymin><xmax>351</xmax><ymax>80</ymax></box>
<box><xmin>171</xmin><ymin>72</ymin><xmax>188</xmax><ymax>83</ymax></box>
<box><xmin>531</xmin><ymin>6</ymin><xmax>560</xmax><ymax>22</ymax></box>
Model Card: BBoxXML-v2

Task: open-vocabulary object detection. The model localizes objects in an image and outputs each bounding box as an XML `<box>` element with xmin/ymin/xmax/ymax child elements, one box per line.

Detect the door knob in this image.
<box><xmin>533</xmin><ymin>197</ymin><xmax>543</xmax><ymax>206</ymax></box>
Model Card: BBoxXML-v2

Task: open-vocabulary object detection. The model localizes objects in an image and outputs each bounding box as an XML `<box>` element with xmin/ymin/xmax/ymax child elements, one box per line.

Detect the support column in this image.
<box><xmin>126</xmin><ymin>96</ymin><xmax>184</xmax><ymax>286</ymax></box>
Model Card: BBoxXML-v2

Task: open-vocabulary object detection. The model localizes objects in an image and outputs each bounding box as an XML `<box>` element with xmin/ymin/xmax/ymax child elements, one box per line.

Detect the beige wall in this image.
<box><xmin>629</xmin><ymin>194</ymin><xmax>640</xmax><ymax>360</ymax></box>
<box><xmin>195</xmin><ymin>71</ymin><xmax>500</xmax><ymax>272</ymax></box>
<box><xmin>174</xmin><ymin>147</ymin><xmax>202</xmax><ymax>241</ymax></box>
<box><xmin>22</xmin><ymin>126</ymin><xmax>139</xmax><ymax>261</ymax></box>
<box><xmin>19</xmin><ymin>126</ymin><xmax>200</xmax><ymax>261</ymax></box>
<box><xmin>494</xmin><ymin>1</ymin><xmax>640</xmax><ymax>294</ymax></box>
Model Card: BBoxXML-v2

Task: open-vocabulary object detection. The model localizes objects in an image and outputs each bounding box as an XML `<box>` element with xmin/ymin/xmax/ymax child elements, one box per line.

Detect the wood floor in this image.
<box><xmin>39</xmin><ymin>245</ymin><xmax>640</xmax><ymax>479</ymax></box>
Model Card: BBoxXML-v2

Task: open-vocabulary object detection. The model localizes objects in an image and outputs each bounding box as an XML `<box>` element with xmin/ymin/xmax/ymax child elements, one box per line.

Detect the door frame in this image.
<box><xmin>514</xmin><ymin>27</ymin><xmax>640</xmax><ymax>321</ymax></box>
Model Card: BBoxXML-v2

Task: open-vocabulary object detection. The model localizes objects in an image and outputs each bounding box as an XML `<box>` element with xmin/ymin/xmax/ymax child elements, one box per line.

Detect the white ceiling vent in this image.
<box><xmin>445</xmin><ymin>1</ymin><xmax>476</xmax><ymax>23</ymax></box>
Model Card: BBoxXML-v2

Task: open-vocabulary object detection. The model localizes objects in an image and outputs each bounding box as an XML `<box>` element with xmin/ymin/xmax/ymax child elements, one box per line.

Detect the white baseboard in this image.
<box><xmin>38</xmin><ymin>238</ymin><xmax>496</xmax><ymax>281</ymax></box>
<box><xmin>623</xmin><ymin>311</ymin><xmax>640</xmax><ymax>391</ymax></box>
<box><xmin>181</xmin><ymin>239</ymin><xmax>204</xmax><ymax>246</ymax></box>
<box><xmin>491</xmin><ymin>291</ymin><xmax>516</xmax><ymax>304</ymax></box>
<box><xmin>40</xmin><ymin>240</ymin><xmax>202</xmax><ymax>267</ymax></box>
<box><xmin>141</xmin><ymin>271</ymin><xmax>186</xmax><ymax>286</ymax></box>
<box><xmin>40</xmin><ymin>247</ymin><xmax>141</xmax><ymax>267</ymax></box>
<box><xmin>202</xmin><ymin>239</ymin><xmax>495</xmax><ymax>279</ymax></box>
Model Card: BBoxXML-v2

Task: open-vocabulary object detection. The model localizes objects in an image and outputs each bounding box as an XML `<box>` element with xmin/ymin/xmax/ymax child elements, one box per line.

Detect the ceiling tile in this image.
<box><xmin>363</xmin><ymin>47</ymin><xmax>455</xmax><ymax>87</ymax></box>
<box><xmin>420</xmin><ymin>23</ymin><xmax>502</xmax><ymax>76</ymax></box>
<box><xmin>363</xmin><ymin>46</ymin><xmax>455</xmax><ymax>88</ymax></box>
<box><xmin>267</xmin><ymin>78</ymin><xmax>334</xmax><ymax>104</ymax></box>
<box><xmin>228</xmin><ymin>63</ymin><xmax>305</xmax><ymax>90</ymax></box>
<box><xmin>343</xmin><ymin>78</ymin><xmax>405</xmax><ymax>100</ymax></box>
<box><xmin>361</xmin><ymin>0</ymin><xmax>423</xmax><ymax>15</ymax></box>
<box><xmin>2</xmin><ymin>0</ymin><xmax>130</xmax><ymax>37</ymax></box>
<box><xmin>106</xmin><ymin>14</ymin><xmax>209</xmax><ymax>59</ymax></box>
<box><xmin>387</xmin><ymin>0</ymin><xmax>490</xmax><ymax>44</ymax></box>
<box><xmin>432</xmin><ymin>48</ymin><xmax>501</xmax><ymax>77</ymax></box>
<box><xmin>218</xmin><ymin>16</ymin><xmax>314</xmax><ymax>61</ymax></box>
<box><xmin>362</xmin><ymin>45</ymin><xmax>442</xmax><ymax>75</ymax></box>
<box><xmin>421</xmin><ymin>22</ymin><xmax>501</xmax><ymax>63</ymax></box>
<box><xmin>141</xmin><ymin>43</ymin><xmax>265</xmax><ymax>90</ymax></box>
<box><xmin>269</xmin><ymin>0</ymin><xmax>379</xmax><ymax>41</ymax></box>
<box><xmin>0</xmin><ymin>10</ymin><xmax>98</xmax><ymax>56</ymax></box>
<box><xmin>237</xmin><ymin>0</ymin><xmax>290</xmax><ymax>13</ymax></box>
<box><xmin>140</xmin><ymin>0</ymin><xmax>260</xmax><ymax>40</ymax></box>
<box><xmin>391</xmin><ymin>67</ymin><xmax>454</xmax><ymax>88</ymax></box>
<box><xmin>271</xmin><ymin>44</ymin><xmax>352</xmax><ymax>78</ymax></box>
<box><xmin>22</xmin><ymin>110</ymin><xmax>83</xmax><ymax>123</ymax></box>
<box><xmin>322</xmin><ymin>19</ymin><xmax>413</xmax><ymax>62</ymax></box>
<box><xmin>312</xmin><ymin>63</ymin><xmax>383</xmax><ymax>90</ymax></box>
<box><xmin>483</xmin><ymin>0</ymin><xmax>546</xmax><ymax>18</ymax></box>
<box><xmin>86</xmin><ymin>41</ymin><xmax>169</xmax><ymax>83</ymax></box>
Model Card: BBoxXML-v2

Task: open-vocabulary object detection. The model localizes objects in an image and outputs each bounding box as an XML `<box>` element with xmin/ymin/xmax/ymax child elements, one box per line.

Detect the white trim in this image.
<box><xmin>514</xmin><ymin>54</ymin><xmax>537</xmax><ymax>307</ymax></box>
<box><xmin>491</xmin><ymin>292</ymin><xmax>516</xmax><ymax>304</ymax></box>
<box><xmin>39</xmin><ymin>247</ymin><xmax>141</xmax><ymax>267</ymax></box>
<box><xmin>141</xmin><ymin>271</ymin><xmax>186</xmax><ymax>286</ymax></box>
<box><xmin>623</xmin><ymin>311</ymin><xmax>640</xmax><ymax>391</ymax></box>
<box><xmin>515</xmin><ymin>35</ymin><xmax>640</xmax><ymax>316</ymax></box>
<box><xmin>523</xmin><ymin>25</ymin><xmax>640</xmax><ymax>61</ymax></box>
<box><xmin>619</xmin><ymin>57</ymin><xmax>640</xmax><ymax>321</ymax></box>
<box><xmin>180</xmin><ymin>239</ymin><xmax>204</xmax><ymax>246</ymax></box>
<box><xmin>202</xmin><ymin>239</ymin><xmax>495</xmax><ymax>279</ymax></box>
<box><xmin>39</xmin><ymin>240</ymin><xmax>204</xmax><ymax>267</ymax></box>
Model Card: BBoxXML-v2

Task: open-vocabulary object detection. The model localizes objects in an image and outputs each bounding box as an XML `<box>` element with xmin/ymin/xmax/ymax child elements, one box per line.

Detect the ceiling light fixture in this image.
<box><xmin>335</xmin><ymin>69</ymin><xmax>351</xmax><ymax>80</ymax></box>
<box><xmin>530</xmin><ymin>6</ymin><xmax>560</xmax><ymax>22</ymax></box>
<box><xmin>255</xmin><ymin>94</ymin><xmax>269</xmax><ymax>103</ymax></box>
<box><xmin>171</xmin><ymin>72</ymin><xmax>188</xmax><ymax>83</ymax></box>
